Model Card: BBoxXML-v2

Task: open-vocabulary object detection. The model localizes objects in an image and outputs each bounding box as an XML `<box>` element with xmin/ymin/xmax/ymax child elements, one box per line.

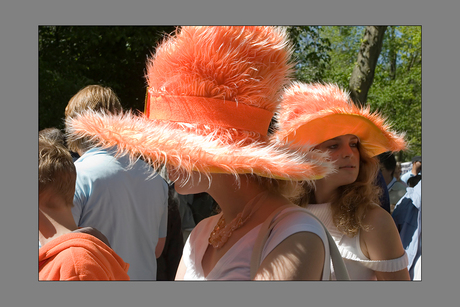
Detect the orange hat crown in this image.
<box><xmin>147</xmin><ymin>26</ymin><xmax>293</xmax><ymax>111</ymax></box>
<box><xmin>144</xmin><ymin>26</ymin><xmax>294</xmax><ymax>137</ymax></box>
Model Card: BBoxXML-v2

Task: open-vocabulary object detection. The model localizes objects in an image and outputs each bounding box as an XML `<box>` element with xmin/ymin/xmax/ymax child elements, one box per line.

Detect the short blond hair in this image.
<box><xmin>39</xmin><ymin>137</ymin><xmax>77</xmax><ymax>206</ymax></box>
<box><xmin>39</xmin><ymin>127</ymin><xmax>65</xmax><ymax>146</ymax></box>
<box><xmin>65</xmin><ymin>85</ymin><xmax>123</xmax><ymax>152</ymax></box>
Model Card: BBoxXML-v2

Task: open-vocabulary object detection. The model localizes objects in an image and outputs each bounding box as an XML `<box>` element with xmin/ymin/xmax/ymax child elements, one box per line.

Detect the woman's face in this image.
<box><xmin>314</xmin><ymin>134</ymin><xmax>360</xmax><ymax>189</ymax></box>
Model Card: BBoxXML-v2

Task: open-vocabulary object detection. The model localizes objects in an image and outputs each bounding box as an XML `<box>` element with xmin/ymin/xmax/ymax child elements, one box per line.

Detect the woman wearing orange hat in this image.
<box><xmin>274</xmin><ymin>82</ymin><xmax>411</xmax><ymax>280</ymax></box>
<box><xmin>67</xmin><ymin>26</ymin><xmax>337</xmax><ymax>280</ymax></box>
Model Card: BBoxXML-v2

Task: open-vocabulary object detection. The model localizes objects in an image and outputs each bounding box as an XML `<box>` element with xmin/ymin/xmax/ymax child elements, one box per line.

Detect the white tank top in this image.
<box><xmin>307</xmin><ymin>203</ymin><xmax>408</xmax><ymax>280</ymax></box>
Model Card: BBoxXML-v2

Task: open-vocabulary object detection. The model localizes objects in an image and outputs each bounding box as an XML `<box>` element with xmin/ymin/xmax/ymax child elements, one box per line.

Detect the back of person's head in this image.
<box><xmin>378</xmin><ymin>151</ymin><xmax>397</xmax><ymax>176</ymax></box>
<box><xmin>39</xmin><ymin>127</ymin><xmax>65</xmax><ymax>146</ymax></box>
<box><xmin>65</xmin><ymin>85</ymin><xmax>123</xmax><ymax>153</ymax></box>
<box><xmin>39</xmin><ymin>137</ymin><xmax>77</xmax><ymax>207</ymax></box>
<box><xmin>65</xmin><ymin>85</ymin><xmax>122</xmax><ymax>118</ymax></box>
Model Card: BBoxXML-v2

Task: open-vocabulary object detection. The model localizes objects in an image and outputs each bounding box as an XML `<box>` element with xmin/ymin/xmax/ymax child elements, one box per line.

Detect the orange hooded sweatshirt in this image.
<box><xmin>39</xmin><ymin>232</ymin><xmax>130</xmax><ymax>280</ymax></box>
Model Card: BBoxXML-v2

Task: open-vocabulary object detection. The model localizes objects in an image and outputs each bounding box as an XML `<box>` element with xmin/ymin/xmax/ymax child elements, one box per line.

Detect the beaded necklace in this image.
<box><xmin>208</xmin><ymin>191</ymin><xmax>268</xmax><ymax>249</ymax></box>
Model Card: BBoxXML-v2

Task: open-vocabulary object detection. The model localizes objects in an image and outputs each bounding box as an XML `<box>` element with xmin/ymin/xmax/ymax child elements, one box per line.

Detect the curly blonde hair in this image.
<box><xmin>296</xmin><ymin>144</ymin><xmax>382</xmax><ymax>237</ymax></box>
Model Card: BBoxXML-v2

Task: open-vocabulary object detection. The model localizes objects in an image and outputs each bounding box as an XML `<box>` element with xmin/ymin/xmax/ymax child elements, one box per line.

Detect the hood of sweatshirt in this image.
<box><xmin>39</xmin><ymin>232</ymin><xmax>129</xmax><ymax>280</ymax></box>
<box><xmin>71</xmin><ymin>226</ymin><xmax>111</xmax><ymax>247</ymax></box>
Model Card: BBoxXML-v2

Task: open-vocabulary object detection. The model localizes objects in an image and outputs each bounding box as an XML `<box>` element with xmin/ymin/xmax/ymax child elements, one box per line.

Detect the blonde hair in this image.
<box><xmin>39</xmin><ymin>137</ymin><xmax>77</xmax><ymax>207</ymax></box>
<box><xmin>296</xmin><ymin>144</ymin><xmax>382</xmax><ymax>237</ymax></box>
<box><xmin>65</xmin><ymin>85</ymin><xmax>123</xmax><ymax>153</ymax></box>
<box><xmin>39</xmin><ymin>127</ymin><xmax>65</xmax><ymax>146</ymax></box>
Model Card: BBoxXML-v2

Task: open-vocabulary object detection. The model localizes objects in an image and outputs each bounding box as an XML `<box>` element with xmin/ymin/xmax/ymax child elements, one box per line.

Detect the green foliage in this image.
<box><xmin>39</xmin><ymin>26</ymin><xmax>176</xmax><ymax>130</ymax></box>
<box><xmin>287</xmin><ymin>26</ymin><xmax>332</xmax><ymax>82</ymax></box>
<box><xmin>320</xmin><ymin>26</ymin><xmax>365</xmax><ymax>89</ymax></box>
<box><xmin>367</xmin><ymin>26</ymin><xmax>422</xmax><ymax>161</ymax></box>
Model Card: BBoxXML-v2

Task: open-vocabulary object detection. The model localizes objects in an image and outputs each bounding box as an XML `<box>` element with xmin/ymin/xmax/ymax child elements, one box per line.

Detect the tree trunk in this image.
<box><xmin>349</xmin><ymin>26</ymin><xmax>387</xmax><ymax>105</ymax></box>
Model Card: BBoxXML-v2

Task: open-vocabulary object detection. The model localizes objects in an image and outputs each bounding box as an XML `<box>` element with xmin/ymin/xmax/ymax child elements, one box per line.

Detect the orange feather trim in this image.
<box><xmin>66</xmin><ymin>110</ymin><xmax>334</xmax><ymax>182</ymax></box>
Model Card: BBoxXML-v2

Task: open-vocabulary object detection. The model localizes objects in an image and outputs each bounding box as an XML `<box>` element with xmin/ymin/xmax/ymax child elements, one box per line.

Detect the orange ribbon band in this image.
<box><xmin>145</xmin><ymin>93</ymin><xmax>274</xmax><ymax>135</ymax></box>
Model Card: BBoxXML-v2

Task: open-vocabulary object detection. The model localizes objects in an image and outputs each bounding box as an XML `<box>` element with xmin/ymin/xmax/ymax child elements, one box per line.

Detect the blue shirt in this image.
<box><xmin>72</xmin><ymin>147</ymin><xmax>168</xmax><ymax>280</ymax></box>
<box><xmin>392</xmin><ymin>180</ymin><xmax>421</xmax><ymax>280</ymax></box>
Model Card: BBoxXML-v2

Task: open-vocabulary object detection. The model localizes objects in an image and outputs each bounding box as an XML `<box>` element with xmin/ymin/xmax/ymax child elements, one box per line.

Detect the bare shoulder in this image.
<box><xmin>360</xmin><ymin>204</ymin><xmax>405</xmax><ymax>260</ymax></box>
<box><xmin>362</xmin><ymin>204</ymin><xmax>395</xmax><ymax>233</ymax></box>
<box><xmin>359</xmin><ymin>204</ymin><xmax>410</xmax><ymax>280</ymax></box>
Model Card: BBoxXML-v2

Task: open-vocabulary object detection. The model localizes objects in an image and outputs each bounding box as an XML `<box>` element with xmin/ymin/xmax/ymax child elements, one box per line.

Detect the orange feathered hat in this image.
<box><xmin>274</xmin><ymin>82</ymin><xmax>406</xmax><ymax>157</ymax></box>
<box><xmin>66</xmin><ymin>26</ymin><xmax>334</xmax><ymax>181</ymax></box>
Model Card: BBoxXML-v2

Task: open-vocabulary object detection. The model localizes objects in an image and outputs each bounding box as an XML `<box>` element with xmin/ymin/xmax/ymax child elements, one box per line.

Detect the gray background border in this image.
<box><xmin>1</xmin><ymin>0</ymin><xmax>456</xmax><ymax>306</ymax></box>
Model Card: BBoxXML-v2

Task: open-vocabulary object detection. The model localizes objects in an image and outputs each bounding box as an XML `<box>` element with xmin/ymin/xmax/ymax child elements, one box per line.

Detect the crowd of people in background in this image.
<box><xmin>39</xmin><ymin>26</ymin><xmax>421</xmax><ymax>281</ymax></box>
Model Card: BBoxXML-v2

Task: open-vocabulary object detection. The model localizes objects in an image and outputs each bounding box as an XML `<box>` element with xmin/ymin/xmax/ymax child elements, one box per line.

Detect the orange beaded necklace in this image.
<box><xmin>208</xmin><ymin>191</ymin><xmax>268</xmax><ymax>249</ymax></box>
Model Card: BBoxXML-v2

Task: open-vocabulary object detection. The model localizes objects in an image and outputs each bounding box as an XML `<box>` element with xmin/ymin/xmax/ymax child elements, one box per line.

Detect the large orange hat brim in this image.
<box><xmin>66</xmin><ymin>109</ymin><xmax>334</xmax><ymax>181</ymax></box>
<box><xmin>275</xmin><ymin>82</ymin><xmax>406</xmax><ymax>157</ymax></box>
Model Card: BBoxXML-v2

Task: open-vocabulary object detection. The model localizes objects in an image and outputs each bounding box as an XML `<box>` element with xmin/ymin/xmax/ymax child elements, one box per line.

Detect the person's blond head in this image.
<box><xmin>39</xmin><ymin>137</ymin><xmax>77</xmax><ymax>207</ymax></box>
<box><xmin>39</xmin><ymin>127</ymin><xmax>66</xmax><ymax>146</ymax></box>
<box><xmin>65</xmin><ymin>85</ymin><xmax>122</xmax><ymax>153</ymax></box>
